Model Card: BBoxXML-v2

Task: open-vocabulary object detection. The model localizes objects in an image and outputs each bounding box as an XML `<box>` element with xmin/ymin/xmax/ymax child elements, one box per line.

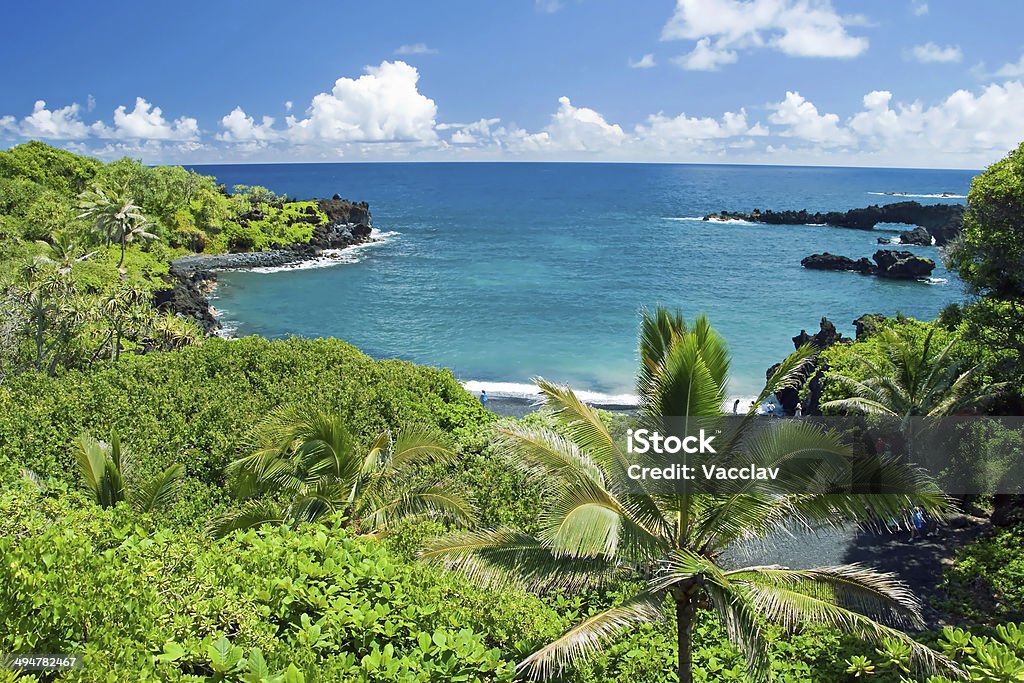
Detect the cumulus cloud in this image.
<box><xmin>217</xmin><ymin>107</ymin><xmax>279</xmax><ymax>143</ymax></box>
<box><xmin>911</xmin><ymin>1</ymin><xmax>928</xmax><ymax>16</ymax></box>
<box><xmin>19</xmin><ymin>100</ymin><xmax>91</xmax><ymax>139</ymax></box>
<box><xmin>673</xmin><ymin>37</ymin><xmax>738</xmax><ymax>71</ymax></box>
<box><xmin>284</xmin><ymin>100</ymin><xmax>293</xmax><ymax>112</ymax></box>
<box><xmin>438</xmin><ymin>118</ymin><xmax>502</xmax><ymax>145</ymax></box>
<box><xmin>394</xmin><ymin>43</ymin><xmax>438</xmax><ymax>55</ymax></box>
<box><xmin>636</xmin><ymin>108</ymin><xmax>766</xmax><ymax>142</ymax></box>
<box><xmin>848</xmin><ymin>81</ymin><xmax>1024</xmax><ymax>157</ymax></box>
<box><xmin>906</xmin><ymin>42</ymin><xmax>962</xmax><ymax>64</ymax></box>
<box><xmin>284</xmin><ymin>61</ymin><xmax>438</xmax><ymax>144</ymax></box>
<box><xmin>995</xmin><ymin>54</ymin><xmax>1024</xmax><ymax>78</ymax></box>
<box><xmin>661</xmin><ymin>0</ymin><xmax>869</xmax><ymax>65</ymax></box>
<box><xmin>629</xmin><ymin>54</ymin><xmax>657</xmax><ymax>69</ymax></box>
<box><xmin>94</xmin><ymin>97</ymin><xmax>199</xmax><ymax>141</ymax></box>
<box><xmin>769</xmin><ymin>91</ymin><xmax>853</xmax><ymax>146</ymax></box>
<box><xmin>539</xmin><ymin>96</ymin><xmax>626</xmax><ymax>151</ymax></box>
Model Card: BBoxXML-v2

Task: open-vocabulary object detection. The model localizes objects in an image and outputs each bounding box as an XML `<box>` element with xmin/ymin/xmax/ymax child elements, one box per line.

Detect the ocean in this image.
<box><xmin>187</xmin><ymin>162</ymin><xmax>973</xmax><ymax>404</ymax></box>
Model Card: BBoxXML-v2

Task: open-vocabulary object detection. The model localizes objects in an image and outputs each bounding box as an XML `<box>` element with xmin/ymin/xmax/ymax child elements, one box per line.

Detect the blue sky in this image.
<box><xmin>1</xmin><ymin>0</ymin><xmax>1022</xmax><ymax>168</ymax></box>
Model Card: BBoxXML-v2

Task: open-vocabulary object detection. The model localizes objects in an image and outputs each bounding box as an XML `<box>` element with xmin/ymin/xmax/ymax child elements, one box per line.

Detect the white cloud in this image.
<box><xmin>19</xmin><ymin>100</ymin><xmax>91</xmax><ymax>139</ymax></box>
<box><xmin>848</xmin><ymin>81</ymin><xmax>1024</xmax><ymax>157</ymax></box>
<box><xmin>284</xmin><ymin>100</ymin><xmax>293</xmax><ymax>112</ymax></box>
<box><xmin>661</xmin><ymin>0</ymin><xmax>869</xmax><ymax>63</ymax></box>
<box><xmin>94</xmin><ymin>97</ymin><xmax>199</xmax><ymax>141</ymax></box>
<box><xmin>628</xmin><ymin>54</ymin><xmax>657</xmax><ymax>69</ymax></box>
<box><xmin>86</xmin><ymin>95</ymin><xmax>96</xmax><ymax>112</ymax></box>
<box><xmin>536</xmin><ymin>0</ymin><xmax>563</xmax><ymax>12</ymax></box>
<box><xmin>538</xmin><ymin>96</ymin><xmax>626</xmax><ymax>152</ymax></box>
<box><xmin>673</xmin><ymin>37</ymin><xmax>738</xmax><ymax>71</ymax></box>
<box><xmin>439</xmin><ymin>118</ymin><xmax>502</xmax><ymax>145</ymax></box>
<box><xmin>284</xmin><ymin>61</ymin><xmax>438</xmax><ymax>144</ymax></box>
<box><xmin>394</xmin><ymin>43</ymin><xmax>438</xmax><ymax>55</ymax></box>
<box><xmin>911</xmin><ymin>1</ymin><xmax>928</xmax><ymax>16</ymax></box>
<box><xmin>217</xmin><ymin>107</ymin><xmax>278</xmax><ymax>143</ymax></box>
<box><xmin>636</xmin><ymin>108</ymin><xmax>765</xmax><ymax>142</ymax></box>
<box><xmin>995</xmin><ymin>54</ymin><xmax>1024</xmax><ymax>78</ymax></box>
<box><xmin>769</xmin><ymin>91</ymin><xmax>853</xmax><ymax>146</ymax></box>
<box><xmin>906</xmin><ymin>42</ymin><xmax>962</xmax><ymax>64</ymax></box>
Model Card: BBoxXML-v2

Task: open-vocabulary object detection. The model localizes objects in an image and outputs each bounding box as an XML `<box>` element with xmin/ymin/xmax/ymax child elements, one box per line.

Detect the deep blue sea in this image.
<box><xmin>187</xmin><ymin>163</ymin><xmax>974</xmax><ymax>403</ymax></box>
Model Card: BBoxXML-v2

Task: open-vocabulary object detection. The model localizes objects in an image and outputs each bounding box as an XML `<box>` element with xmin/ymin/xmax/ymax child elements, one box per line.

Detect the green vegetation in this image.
<box><xmin>2</xmin><ymin>140</ymin><xmax>1024</xmax><ymax>682</ymax></box>
<box><xmin>0</xmin><ymin>142</ymin><xmax>342</xmax><ymax>379</ymax></box>
<box><xmin>819</xmin><ymin>322</ymin><xmax>1003</xmax><ymax>417</ymax></box>
<box><xmin>425</xmin><ymin>311</ymin><xmax>951</xmax><ymax>682</ymax></box>
<box><xmin>209</xmin><ymin>408</ymin><xmax>476</xmax><ymax>537</ymax></box>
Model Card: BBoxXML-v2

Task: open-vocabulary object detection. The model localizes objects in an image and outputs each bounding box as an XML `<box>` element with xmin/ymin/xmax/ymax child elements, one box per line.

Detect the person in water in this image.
<box><xmin>480</xmin><ymin>390</ymin><xmax>489</xmax><ymax>407</ymax></box>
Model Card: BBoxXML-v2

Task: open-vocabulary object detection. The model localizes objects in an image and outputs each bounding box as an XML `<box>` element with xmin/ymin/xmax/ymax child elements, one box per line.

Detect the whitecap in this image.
<box><xmin>868</xmin><ymin>192</ymin><xmax>966</xmax><ymax>199</ymax></box>
<box><xmin>243</xmin><ymin>228</ymin><xmax>399</xmax><ymax>274</ymax></box>
<box><xmin>462</xmin><ymin>380</ymin><xmax>639</xmax><ymax>406</ymax></box>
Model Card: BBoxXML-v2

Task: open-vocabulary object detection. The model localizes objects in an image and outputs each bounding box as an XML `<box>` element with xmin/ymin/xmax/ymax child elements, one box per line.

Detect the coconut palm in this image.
<box><xmin>820</xmin><ymin>326</ymin><xmax>1003</xmax><ymax>418</ymax></box>
<box><xmin>74</xmin><ymin>431</ymin><xmax>185</xmax><ymax>513</ymax></box>
<box><xmin>77</xmin><ymin>185</ymin><xmax>157</xmax><ymax>269</ymax></box>
<box><xmin>423</xmin><ymin>309</ymin><xmax>955</xmax><ymax>683</ymax></box>
<box><xmin>208</xmin><ymin>406</ymin><xmax>477</xmax><ymax>538</ymax></box>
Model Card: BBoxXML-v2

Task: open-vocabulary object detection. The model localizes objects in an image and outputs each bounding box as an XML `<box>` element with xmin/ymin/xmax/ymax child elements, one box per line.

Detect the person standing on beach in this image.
<box><xmin>794</xmin><ymin>402</ymin><xmax>803</xmax><ymax>417</ymax></box>
<box><xmin>732</xmin><ymin>399</ymin><xmax>740</xmax><ymax>414</ymax></box>
<box><xmin>480</xmin><ymin>390</ymin><xmax>489</xmax><ymax>408</ymax></box>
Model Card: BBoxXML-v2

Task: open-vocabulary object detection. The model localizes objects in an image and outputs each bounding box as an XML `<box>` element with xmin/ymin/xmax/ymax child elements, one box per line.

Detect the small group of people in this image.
<box><xmin>866</xmin><ymin>505</ymin><xmax>937</xmax><ymax>542</ymax></box>
<box><xmin>731</xmin><ymin>398</ymin><xmax>801</xmax><ymax>417</ymax></box>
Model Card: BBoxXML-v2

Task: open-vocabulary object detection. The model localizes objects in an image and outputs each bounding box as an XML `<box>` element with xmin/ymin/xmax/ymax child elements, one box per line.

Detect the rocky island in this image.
<box><xmin>801</xmin><ymin>249</ymin><xmax>936</xmax><ymax>280</ymax></box>
<box><xmin>704</xmin><ymin>200</ymin><xmax>964</xmax><ymax>245</ymax></box>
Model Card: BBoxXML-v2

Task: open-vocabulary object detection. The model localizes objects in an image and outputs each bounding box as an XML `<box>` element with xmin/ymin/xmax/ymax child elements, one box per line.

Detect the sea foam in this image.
<box><xmin>243</xmin><ymin>229</ymin><xmax>399</xmax><ymax>274</ymax></box>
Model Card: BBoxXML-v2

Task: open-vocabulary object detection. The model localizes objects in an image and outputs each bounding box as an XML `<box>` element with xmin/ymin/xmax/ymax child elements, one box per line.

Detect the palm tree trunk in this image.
<box><xmin>118</xmin><ymin>239</ymin><xmax>126</xmax><ymax>269</ymax></box>
<box><xmin>676</xmin><ymin>592</ymin><xmax>694</xmax><ymax>683</ymax></box>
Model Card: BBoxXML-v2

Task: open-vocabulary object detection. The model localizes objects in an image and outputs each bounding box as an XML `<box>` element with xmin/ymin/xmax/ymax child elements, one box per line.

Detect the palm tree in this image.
<box><xmin>77</xmin><ymin>185</ymin><xmax>157</xmax><ymax>269</ymax></box>
<box><xmin>34</xmin><ymin>232</ymin><xmax>97</xmax><ymax>273</ymax></box>
<box><xmin>74</xmin><ymin>431</ymin><xmax>185</xmax><ymax>513</ymax></box>
<box><xmin>208</xmin><ymin>406</ymin><xmax>477</xmax><ymax>538</ymax></box>
<box><xmin>820</xmin><ymin>326</ymin><xmax>1003</xmax><ymax>418</ymax></box>
<box><xmin>423</xmin><ymin>309</ymin><xmax>956</xmax><ymax>682</ymax></box>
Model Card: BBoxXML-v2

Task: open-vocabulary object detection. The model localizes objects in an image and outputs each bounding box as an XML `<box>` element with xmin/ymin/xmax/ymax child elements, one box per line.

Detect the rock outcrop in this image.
<box><xmin>161</xmin><ymin>194</ymin><xmax>375</xmax><ymax>333</ymax></box>
<box><xmin>766</xmin><ymin>317</ymin><xmax>848</xmax><ymax>416</ymax></box>
<box><xmin>704</xmin><ymin>201</ymin><xmax>964</xmax><ymax>245</ymax></box>
<box><xmin>314</xmin><ymin>196</ymin><xmax>373</xmax><ymax>249</ymax></box>
<box><xmin>898</xmin><ymin>226</ymin><xmax>933</xmax><ymax>246</ymax></box>
<box><xmin>853</xmin><ymin>313</ymin><xmax>887</xmax><ymax>341</ymax></box>
<box><xmin>801</xmin><ymin>249</ymin><xmax>935</xmax><ymax>280</ymax></box>
<box><xmin>801</xmin><ymin>253</ymin><xmax>875</xmax><ymax>274</ymax></box>
<box><xmin>872</xmin><ymin>250</ymin><xmax>935</xmax><ymax>279</ymax></box>
<box><xmin>153</xmin><ymin>270</ymin><xmax>220</xmax><ymax>335</ymax></box>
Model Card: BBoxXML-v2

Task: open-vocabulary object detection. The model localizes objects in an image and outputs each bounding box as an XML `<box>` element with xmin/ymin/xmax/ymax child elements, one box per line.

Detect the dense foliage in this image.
<box><xmin>2</xmin><ymin>141</ymin><xmax>1023</xmax><ymax>681</ymax></box>
<box><xmin>0</xmin><ymin>142</ymin><xmax>343</xmax><ymax>379</ymax></box>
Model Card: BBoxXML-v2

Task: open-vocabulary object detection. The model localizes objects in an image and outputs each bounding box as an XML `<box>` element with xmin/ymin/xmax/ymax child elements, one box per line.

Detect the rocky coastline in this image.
<box><xmin>801</xmin><ymin>249</ymin><xmax>936</xmax><ymax>280</ymax></box>
<box><xmin>155</xmin><ymin>195</ymin><xmax>375</xmax><ymax>335</ymax></box>
<box><xmin>704</xmin><ymin>200</ymin><xmax>964</xmax><ymax>245</ymax></box>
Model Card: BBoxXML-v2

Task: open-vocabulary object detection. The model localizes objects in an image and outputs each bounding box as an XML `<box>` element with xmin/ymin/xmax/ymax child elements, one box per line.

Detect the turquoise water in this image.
<box><xmin>190</xmin><ymin>163</ymin><xmax>973</xmax><ymax>401</ymax></box>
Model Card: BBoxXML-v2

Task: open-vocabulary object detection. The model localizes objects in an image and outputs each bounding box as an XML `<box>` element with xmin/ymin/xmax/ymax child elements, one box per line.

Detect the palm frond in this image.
<box><xmin>130</xmin><ymin>463</ymin><xmax>185</xmax><ymax>513</ymax></box>
<box><xmin>421</xmin><ymin>528</ymin><xmax>620</xmax><ymax>592</ymax></box>
<box><xmin>207</xmin><ymin>500</ymin><xmax>286</xmax><ymax>538</ymax></box>
<box><xmin>731</xmin><ymin>565</ymin><xmax>960</xmax><ymax>678</ymax></box>
<box><xmin>516</xmin><ymin>591</ymin><xmax>666</xmax><ymax>681</ymax></box>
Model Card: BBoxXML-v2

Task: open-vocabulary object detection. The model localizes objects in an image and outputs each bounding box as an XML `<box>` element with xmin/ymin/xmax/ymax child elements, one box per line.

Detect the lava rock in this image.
<box><xmin>801</xmin><ymin>253</ymin><xmax>875</xmax><ymax>274</ymax></box>
<box><xmin>704</xmin><ymin>201</ymin><xmax>964</xmax><ymax>245</ymax></box>
<box><xmin>872</xmin><ymin>250</ymin><xmax>935</xmax><ymax>279</ymax></box>
<box><xmin>898</xmin><ymin>226</ymin><xmax>933</xmax><ymax>246</ymax></box>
